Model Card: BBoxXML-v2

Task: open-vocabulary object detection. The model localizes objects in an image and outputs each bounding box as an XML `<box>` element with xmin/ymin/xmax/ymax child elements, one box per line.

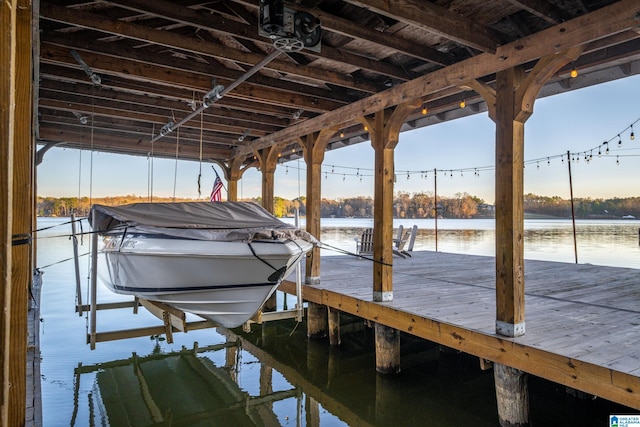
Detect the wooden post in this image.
<box><xmin>255</xmin><ymin>146</ymin><xmax>283</xmax><ymax>311</ymax></box>
<box><xmin>374</xmin><ymin>323</ymin><xmax>400</xmax><ymax>374</ymax></box>
<box><xmin>221</xmin><ymin>157</ymin><xmax>255</xmax><ymax>202</ymax></box>
<box><xmin>301</xmin><ymin>129</ymin><xmax>337</xmax><ymax>284</ymax></box>
<box><xmin>494</xmin><ymin>66</ymin><xmax>526</xmax><ymax>338</ymax></box>
<box><xmin>469</xmin><ymin>47</ymin><xmax>584</xmax><ymax>338</ymax></box>
<box><xmin>1</xmin><ymin>1</ymin><xmax>17</xmax><ymax>424</ymax></box>
<box><xmin>255</xmin><ymin>146</ymin><xmax>282</xmax><ymax>214</ymax></box>
<box><xmin>327</xmin><ymin>307</ymin><xmax>340</xmax><ymax>346</ymax></box>
<box><xmin>5</xmin><ymin>1</ymin><xmax>33</xmax><ymax>424</ymax></box>
<box><xmin>494</xmin><ymin>363</ymin><xmax>530</xmax><ymax>427</ymax></box>
<box><xmin>363</xmin><ymin>101</ymin><xmax>420</xmax><ymax>302</ymax></box>
<box><xmin>306</xmin><ymin>302</ymin><xmax>327</xmax><ymax>339</ymax></box>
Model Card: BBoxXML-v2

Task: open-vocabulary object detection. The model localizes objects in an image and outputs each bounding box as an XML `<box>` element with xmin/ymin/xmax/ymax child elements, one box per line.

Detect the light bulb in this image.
<box><xmin>570</xmin><ymin>67</ymin><xmax>578</xmax><ymax>78</ymax></box>
<box><xmin>421</xmin><ymin>106</ymin><xmax>427</xmax><ymax>115</ymax></box>
<box><xmin>340</xmin><ymin>131</ymin><xmax>345</xmax><ymax>138</ymax></box>
<box><xmin>459</xmin><ymin>100</ymin><xmax>466</xmax><ymax>108</ymax></box>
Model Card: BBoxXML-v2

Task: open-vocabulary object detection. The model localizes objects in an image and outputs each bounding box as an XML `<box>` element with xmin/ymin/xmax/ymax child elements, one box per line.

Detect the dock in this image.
<box><xmin>279</xmin><ymin>251</ymin><xmax>640</xmax><ymax>410</ymax></box>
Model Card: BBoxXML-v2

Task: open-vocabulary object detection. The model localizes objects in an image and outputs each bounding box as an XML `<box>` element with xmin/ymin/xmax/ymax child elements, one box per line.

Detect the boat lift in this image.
<box><xmin>74</xmin><ymin>212</ymin><xmax>307</xmax><ymax>350</ymax></box>
<box><xmin>71</xmin><ymin>4</ymin><xmax>321</xmax><ymax>347</ymax></box>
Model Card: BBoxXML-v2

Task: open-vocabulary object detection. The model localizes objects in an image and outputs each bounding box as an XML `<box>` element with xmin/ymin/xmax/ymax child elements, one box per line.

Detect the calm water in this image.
<box><xmin>36</xmin><ymin>217</ymin><xmax>639</xmax><ymax>426</ymax></box>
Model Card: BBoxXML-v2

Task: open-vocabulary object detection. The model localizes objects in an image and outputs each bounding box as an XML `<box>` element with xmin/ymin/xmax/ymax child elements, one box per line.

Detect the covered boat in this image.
<box><xmin>88</xmin><ymin>202</ymin><xmax>316</xmax><ymax>328</ymax></box>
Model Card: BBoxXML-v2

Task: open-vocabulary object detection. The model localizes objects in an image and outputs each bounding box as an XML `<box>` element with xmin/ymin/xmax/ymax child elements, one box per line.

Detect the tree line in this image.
<box><xmin>37</xmin><ymin>193</ymin><xmax>640</xmax><ymax>219</ymax></box>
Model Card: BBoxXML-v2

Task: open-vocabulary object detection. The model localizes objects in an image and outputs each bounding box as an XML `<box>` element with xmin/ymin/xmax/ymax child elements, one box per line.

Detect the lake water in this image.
<box><xmin>36</xmin><ymin>217</ymin><xmax>639</xmax><ymax>426</ymax></box>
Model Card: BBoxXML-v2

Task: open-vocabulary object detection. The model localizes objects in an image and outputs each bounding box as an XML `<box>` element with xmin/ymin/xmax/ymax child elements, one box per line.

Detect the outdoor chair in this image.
<box><xmin>402</xmin><ymin>225</ymin><xmax>418</xmax><ymax>257</ymax></box>
<box><xmin>392</xmin><ymin>229</ymin><xmax>411</xmax><ymax>258</ymax></box>
<box><xmin>354</xmin><ymin>228</ymin><xmax>374</xmax><ymax>257</ymax></box>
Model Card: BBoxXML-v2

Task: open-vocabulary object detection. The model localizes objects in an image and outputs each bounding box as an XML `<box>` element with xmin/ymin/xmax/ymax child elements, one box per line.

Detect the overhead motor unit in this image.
<box><xmin>259</xmin><ymin>0</ymin><xmax>321</xmax><ymax>52</ymax></box>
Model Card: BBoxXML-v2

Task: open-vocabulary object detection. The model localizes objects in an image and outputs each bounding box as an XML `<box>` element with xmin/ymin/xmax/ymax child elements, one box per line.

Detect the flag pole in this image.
<box><xmin>211</xmin><ymin>166</ymin><xmax>228</xmax><ymax>192</ymax></box>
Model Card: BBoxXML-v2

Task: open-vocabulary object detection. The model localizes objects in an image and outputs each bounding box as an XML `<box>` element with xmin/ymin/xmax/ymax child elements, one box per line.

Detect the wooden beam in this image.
<box><xmin>40</xmin><ymin>3</ymin><xmax>380</xmax><ymax>93</ymax></box>
<box><xmin>345</xmin><ymin>0</ymin><xmax>502</xmax><ymax>53</ymax></box>
<box><xmin>505</xmin><ymin>0</ymin><xmax>570</xmax><ymax>24</ymax></box>
<box><xmin>0</xmin><ymin>0</ymin><xmax>16</xmax><ymax>424</ymax></box>
<box><xmin>37</xmin><ymin>128</ymin><xmax>231</xmax><ymax>161</ymax></box>
<box><xmin>104</xmin><ymin>0</ymin><xmax>413</xmax><ymax>82</ymax></box>
<box><xmin>39</xmin><ymin>63</ymin><xmax>303</xmax><ymax>120</ymax></box>
<box><xmin>41</xmin><ymin>35</ymin><xmax>361</xmax><ymax>105</ymax></box>
<box><xmin>293</xmin><ymin>4</ymin><xmax>454</xmax><ymax>66</ymax></box>
<box><xmin>237</xmin><ymin>0</ymin><xmax>640</xmax><ymax>157</ymax></box>
<box><xmin>39</xmin><ymin>44</ymin><xmax>344</xmax><ymax>113</ymax></box>
<box><xmin>37</xmin><ymin>90</ymin><xmax>279</xmax><ymax>136</ymax></box>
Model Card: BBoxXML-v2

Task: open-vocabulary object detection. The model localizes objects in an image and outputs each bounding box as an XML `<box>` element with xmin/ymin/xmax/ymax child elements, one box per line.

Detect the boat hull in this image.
<box><xmin>102</xmin><ymin>234</ymin><xmax>312</xmax><ymax>327</ymax></box>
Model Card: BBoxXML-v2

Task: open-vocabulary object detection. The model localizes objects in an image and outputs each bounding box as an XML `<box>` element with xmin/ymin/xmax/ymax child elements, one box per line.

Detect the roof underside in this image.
<box><xmin>36</xmin><ymin>0</ymin><xmax>640</xmax><ymax>167</ymax></box>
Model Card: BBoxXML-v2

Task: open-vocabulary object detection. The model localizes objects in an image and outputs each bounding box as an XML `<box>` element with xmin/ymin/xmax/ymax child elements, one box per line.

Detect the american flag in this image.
<box><xmin>209</xmin><ymin>174</ymin><xmax>223</xmax><ymax>202</ymax></box>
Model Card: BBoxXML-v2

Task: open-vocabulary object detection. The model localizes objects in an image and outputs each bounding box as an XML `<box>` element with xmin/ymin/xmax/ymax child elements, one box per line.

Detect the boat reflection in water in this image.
<box><xmin>74</xmin><ymin>340</ymin><xmax>299</xmax><ymax>426</ymax></box>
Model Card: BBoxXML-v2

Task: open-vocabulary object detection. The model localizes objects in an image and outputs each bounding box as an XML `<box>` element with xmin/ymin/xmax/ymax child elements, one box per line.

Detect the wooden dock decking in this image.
<box><xmin>279</xmin><ymin>251</ymin><xmax>640</xmax><ymax>409</ymax></box>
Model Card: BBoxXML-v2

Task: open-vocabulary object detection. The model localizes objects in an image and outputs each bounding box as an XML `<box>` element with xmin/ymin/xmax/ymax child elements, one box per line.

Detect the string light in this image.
<box><xmin>631</xmin><ymin>125</ymin><xmax>635</xmax><ymax>140</ymax></box>
<box><xmin>570</xmin><ymin>65</ymin><xmax>578</xmax><ymax>78</ymax></box>
<box><xmin>459</xmin><ymin>99</ymin><xmax>466</xmax><ymax>109</ymax></box>
<box><xmin>295</xmin><ymin>115</ymin><xmax>639</xmax><ymax>184</ymax></box>
<box><xmin>421</xmin><ymin>104</ymin><xmax>427</xmax><ymax>115</ymax></box>
<box><xmin>363</xmin><ymin>125</ymin><xmax>368</xmax><ymax>131</ymax></box>
<box><xmin>340</xmin><ymin>130</ymin><xmax>345</xmax><ymax>138</ymax></box>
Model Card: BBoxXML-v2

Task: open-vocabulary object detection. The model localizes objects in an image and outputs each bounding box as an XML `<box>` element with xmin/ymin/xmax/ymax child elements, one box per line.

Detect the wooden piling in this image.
<box><xmin>374</xmin><ymin>323</ymin><xmax>400</xmax><ymax>374</ymax></box>
<box><xmin>327</xmin><ymin>307</ymin><xmax>341</xmax><ymax>346</ymax></box>
<box><xmin>494</xmin><ymin>363</ymin><xmax>530</xmax><ymax>427</ymax></box>
<box><xmin>307</xmin><ymin>302</ymin><xmax>327</xmax><ymax>339</ymax></box>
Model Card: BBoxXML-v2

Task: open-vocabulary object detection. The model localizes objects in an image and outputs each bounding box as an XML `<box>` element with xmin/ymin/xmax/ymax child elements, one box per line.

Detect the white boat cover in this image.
<box><xmin>89</xmin><ymin>201</ymin><xmax>318</xmax><ymax>243</ymax></box>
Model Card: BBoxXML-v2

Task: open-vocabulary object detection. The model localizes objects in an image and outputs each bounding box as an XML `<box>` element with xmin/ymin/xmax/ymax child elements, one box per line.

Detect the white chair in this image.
<box><xmin>403</xmin><ymin>225</ymin><xmax>418</xmax><ymax>257</ymax></box>
<box><xmin>354</xmin><ymin>228</ymin><xmax>374</xmax><ymax>256</ymax></box>
<box><xmin>393</xmin><ymin>229</ymin><xmax>411</xmax><ymax>258</ymax></box>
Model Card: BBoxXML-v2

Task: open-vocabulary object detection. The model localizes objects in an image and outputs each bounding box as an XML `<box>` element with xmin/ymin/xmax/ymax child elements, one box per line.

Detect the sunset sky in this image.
<box><xmin>38</xmin><ymin>74</ymin><xmax>640</xmax><ymax>204</ymax></box>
